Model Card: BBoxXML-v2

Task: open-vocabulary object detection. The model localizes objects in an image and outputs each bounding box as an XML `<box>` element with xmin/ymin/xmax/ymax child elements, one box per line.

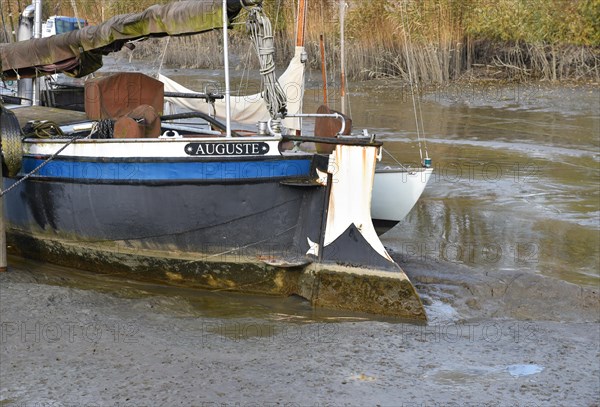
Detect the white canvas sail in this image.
<box><xmin>159</xmin><ymin>46</ymin><xmax>305</xmax><ymax>131</ymax></box>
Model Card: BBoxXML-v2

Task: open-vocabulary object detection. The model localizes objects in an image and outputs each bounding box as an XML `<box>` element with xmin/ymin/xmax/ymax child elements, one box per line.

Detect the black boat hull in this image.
<box><xmin>1</xmin><ymin>142</ymin><xmax>426</xmax><ymax>319</ymax></box>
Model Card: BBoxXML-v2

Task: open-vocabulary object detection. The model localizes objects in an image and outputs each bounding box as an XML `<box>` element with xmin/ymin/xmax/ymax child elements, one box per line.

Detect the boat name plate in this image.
<box><xmin>184</xmin><ymin>142</ymin><xmax>270</xmax><ymax>156</ymax></box>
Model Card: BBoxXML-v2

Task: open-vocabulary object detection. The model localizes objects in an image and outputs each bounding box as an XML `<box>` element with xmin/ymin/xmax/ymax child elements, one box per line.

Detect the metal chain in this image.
<box><xmin>0</xmin><ymin>136</ymin><xmax>81</xmax><ymax>197</ymax></box>
<box><xmin>92</xmin><ymin>119</ymin><xmax>114</xmax><ymax>139</ymax></box>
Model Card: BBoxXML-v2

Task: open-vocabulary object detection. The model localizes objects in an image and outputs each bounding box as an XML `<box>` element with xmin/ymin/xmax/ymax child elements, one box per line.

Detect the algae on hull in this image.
<box><xmin>7</xmin><ymin>231</ymin><xmax>426</xmax><ymax>320</ymax></box>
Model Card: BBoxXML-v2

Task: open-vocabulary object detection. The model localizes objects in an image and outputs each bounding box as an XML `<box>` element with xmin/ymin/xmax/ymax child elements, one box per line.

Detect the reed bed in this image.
<box><xmin>1</xmin><ymin>0</ymin><xmax>598</xmax><ymax>83</ymax></box>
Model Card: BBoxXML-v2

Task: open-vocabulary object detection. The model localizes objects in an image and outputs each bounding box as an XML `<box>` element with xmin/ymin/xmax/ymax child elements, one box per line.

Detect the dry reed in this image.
<box><xmin>1</xmin><ymin>0</ymin><xmax>598</xmax><ymax>83</ymax></box>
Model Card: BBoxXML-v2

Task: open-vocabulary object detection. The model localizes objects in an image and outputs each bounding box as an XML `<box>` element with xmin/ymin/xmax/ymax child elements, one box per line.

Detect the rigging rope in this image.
<box><xmin>399</xmin><ymin>0</ymin><xmax>429</xmax><ymax>164</ymax></box>
<box><xmin>238</xmin><ymin>40</ymin><xmax>255</xmax><ymax>99</ymax></box>
<box><xmin>246</xmin><ymin>6</ymin><xmax>287</xmax><ymax>119</ymax></box>
<box><xmin>157</xmin><ymin>36</ymin><xmax>170</xmax><ymax>74</ymax></box>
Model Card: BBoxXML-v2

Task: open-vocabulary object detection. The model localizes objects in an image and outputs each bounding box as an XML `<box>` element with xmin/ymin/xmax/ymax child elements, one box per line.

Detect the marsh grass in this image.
<box><xmin>1</xmin><ymin>0</ymin><xmax>598</xmax><ymax>82</ymax></box>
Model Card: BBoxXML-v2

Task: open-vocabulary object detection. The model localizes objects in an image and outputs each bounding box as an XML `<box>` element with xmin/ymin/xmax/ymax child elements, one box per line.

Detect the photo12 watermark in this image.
<box><xmin>196</xmin><ymin>322</ymin><xmax>340</xmax><ymax>345</ymax></box>
<box><xmin>399</xmin><ymin>322</ymin><xmax>539</xmax><ymax>344</ymax></box>
<box><xmin>0</xmin><ymin>321</ymin><xmax>139</xmax><ymax>344</ymax></box>
<box><xmin>395</xmin><ymin>241</ymin><xmax>540</xmax><ymax>266</ymax></box>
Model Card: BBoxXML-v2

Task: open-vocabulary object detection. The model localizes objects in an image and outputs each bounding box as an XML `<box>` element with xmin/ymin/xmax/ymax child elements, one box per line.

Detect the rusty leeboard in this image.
<box><xmin>11</xmin><ymin>106</ymin><xmax>88</xmax><ymax>128</ymax></box>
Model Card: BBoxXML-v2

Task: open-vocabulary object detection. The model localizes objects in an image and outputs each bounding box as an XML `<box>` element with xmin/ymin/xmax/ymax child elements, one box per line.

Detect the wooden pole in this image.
<box><xmin>319</xmin><ymin>34</ymin><xmax>328</xmax><ymax>105</ymax></box>
<box><xmin>339</xmin><ymin>0</ymin><xmax>347</xmax><ymax>115</ymax></box>
<box><xmin>0</xmin><ymin>159</ymin><xmax>7</xmax><ymax>272</ymax></box>
<box><xmin>295</xmin><ymin>0</ymin><xmax>307</xmax><ymax>48</ymax></box>
<box><xmin>6</xmin><ymin>0</ymin><xmax>17</xmax><ymax>42</ymax></box>
<box><xmin>295</xmin><ymin>0</ymin><xmax>307</xmax><ymax>136</ymax></box>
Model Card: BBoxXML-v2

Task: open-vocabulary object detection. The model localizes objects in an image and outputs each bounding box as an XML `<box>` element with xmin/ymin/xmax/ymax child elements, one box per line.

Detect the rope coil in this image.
<box><xmin>22</xmin><ymin>120</ymin><xmax>65</xmax><ymax>139</ymax></box>
<box><xmin>246</xmin><ymin>6</ymin><xmax>287</xmax><ymax>119</ymax></box>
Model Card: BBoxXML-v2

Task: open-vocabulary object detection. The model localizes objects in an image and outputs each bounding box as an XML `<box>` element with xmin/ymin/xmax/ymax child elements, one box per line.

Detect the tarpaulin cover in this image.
<box><xmin>0</xmin><ymin>0</ymin><xmax>249</xmax><ymax>80</ymax></box>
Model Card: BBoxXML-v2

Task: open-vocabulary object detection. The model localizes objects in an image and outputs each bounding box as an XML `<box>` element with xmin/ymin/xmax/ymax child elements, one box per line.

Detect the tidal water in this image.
<box><xmin>336</xmin><ymin>81</ymin><xmax>600</xmax><ymax>287</ymax></box>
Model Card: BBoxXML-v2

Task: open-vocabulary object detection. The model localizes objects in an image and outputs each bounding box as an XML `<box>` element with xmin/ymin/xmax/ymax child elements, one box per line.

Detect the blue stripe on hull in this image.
<box><xmin>20</xmin><ymin>157</ymin><xmax>312</xmax><ymax>181</ymax></box>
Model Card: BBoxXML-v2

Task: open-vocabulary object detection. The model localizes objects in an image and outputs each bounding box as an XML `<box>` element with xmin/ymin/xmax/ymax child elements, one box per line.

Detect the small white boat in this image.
<box><xmin>372</xmin><ymin>166</ymin><xmax>433</xmax><ymax>234</ymax></box>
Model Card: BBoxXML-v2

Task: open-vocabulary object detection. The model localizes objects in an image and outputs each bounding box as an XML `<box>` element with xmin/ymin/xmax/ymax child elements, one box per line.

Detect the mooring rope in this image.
<box><xmin>22</xmin><ymin>120</ymin><xmax>65</xmax><ymax>139</ymax></box>
<box><xmin>382</xmin><ymin>148</ymin><xmax>409</xmax><ymax>170</ymax></box>
<box><xmin>246</xmin><ymin>5</ymin><xmax>287</xmax><ymax>119</ymax></box>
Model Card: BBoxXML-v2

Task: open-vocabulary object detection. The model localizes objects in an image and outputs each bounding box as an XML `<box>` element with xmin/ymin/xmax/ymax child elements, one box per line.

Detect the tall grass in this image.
<box><xmin>340</xmin><ymin>0</ymin><xmax>599</xmax><ymax>82</ymax></box>
<box><xmin>1</xmin><ymin>0</ymin><xmax>599</xmax><ymax>82</ymax></box>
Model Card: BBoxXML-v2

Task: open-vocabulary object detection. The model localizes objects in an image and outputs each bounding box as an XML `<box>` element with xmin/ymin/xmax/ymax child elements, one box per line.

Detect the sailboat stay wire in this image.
<box><xmin>399</xmin><ymin>0</ymin><xmax>429</xmax><ymax>164</ymax></box>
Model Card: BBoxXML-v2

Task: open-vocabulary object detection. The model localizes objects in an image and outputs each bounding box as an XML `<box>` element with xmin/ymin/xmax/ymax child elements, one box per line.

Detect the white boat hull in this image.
<box><xmin>371</xmin><ymin>167</ymin><xmax>433</xmax><ymax>224</ymax></box>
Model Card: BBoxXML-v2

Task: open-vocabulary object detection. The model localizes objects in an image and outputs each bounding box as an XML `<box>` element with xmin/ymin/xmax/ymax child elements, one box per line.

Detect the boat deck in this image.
<box><xmin>11</xmin><ymin>105</ymin><xmax>88</xmax><ymax>127</ymax></box>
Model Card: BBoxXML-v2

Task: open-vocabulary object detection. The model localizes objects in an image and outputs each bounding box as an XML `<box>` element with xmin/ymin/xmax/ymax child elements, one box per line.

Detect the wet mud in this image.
<box><xmin>0</xmin><ymin>256</ymin><xmax>598</xmax><ymax>407</ymax></box>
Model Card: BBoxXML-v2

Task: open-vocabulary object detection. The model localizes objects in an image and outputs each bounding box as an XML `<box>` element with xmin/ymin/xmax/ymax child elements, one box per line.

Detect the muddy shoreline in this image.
<box><xmin>1</xmin><ymin>255</ymin><xmax>598</xmax><ymax>407</ymax></box>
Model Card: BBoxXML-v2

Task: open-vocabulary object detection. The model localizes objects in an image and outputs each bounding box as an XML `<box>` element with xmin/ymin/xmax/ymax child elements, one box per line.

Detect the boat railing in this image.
<box><xmin>281</xmin><ymin>134</ymin><xmax>382</xmax><ymax>148</ymax></box>
<box><xmin>268</xmin><ymin>113</ymin><xmax>346</xmax><ymax>136</ymax></box>
<box><xmin>50</xmin><ymin>81</ymin><xmax>225</xmax><ymax>104</ymax></box>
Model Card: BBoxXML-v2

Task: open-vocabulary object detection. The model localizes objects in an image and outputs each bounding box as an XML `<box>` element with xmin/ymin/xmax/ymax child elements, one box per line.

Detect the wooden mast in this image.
<box><xmin>339</xmin><ymin>0</ymin><xmax>347</xmax><ymax>115</ymax></box>
<box><xmin>295</xmin><ymin>0</ymin><xmax>307</xmax><ymax>136</ymax></box>
<box><xmin>295</xmin><ymin>0</ymin><xmax>307</xmax><ymax>48</ymax></box>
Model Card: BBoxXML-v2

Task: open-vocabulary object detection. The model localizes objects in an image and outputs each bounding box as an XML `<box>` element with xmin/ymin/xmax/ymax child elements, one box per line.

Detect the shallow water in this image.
<box><xmin>315</xmin><ymin>79</ymin><xmax>599</xmax><ymax>287</ymax></box>
<box><xmin>6</xmin><ymin>256</ymin><xmax>384</xmax><ymax>324</ymax></box>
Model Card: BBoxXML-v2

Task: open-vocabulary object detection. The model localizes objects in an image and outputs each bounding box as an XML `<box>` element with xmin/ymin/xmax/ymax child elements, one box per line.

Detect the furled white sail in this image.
<box><xmin>159</xmin><ymin>46</ymin><xmax>305</xmax><ymax>131</ymax></box>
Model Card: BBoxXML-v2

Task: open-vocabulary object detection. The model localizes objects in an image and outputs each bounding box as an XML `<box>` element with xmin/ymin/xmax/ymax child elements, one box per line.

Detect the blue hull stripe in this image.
<box><xmin>21</xmin><ymin>158</ymin><xmax>312</xmax><ymax>181</ymax></box>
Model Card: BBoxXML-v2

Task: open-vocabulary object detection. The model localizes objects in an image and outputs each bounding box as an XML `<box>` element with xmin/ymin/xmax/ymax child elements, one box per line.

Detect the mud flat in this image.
<box><xmin>0</xmin><ymin>255</ymin><xmax>598</xmax><ymax>407</ymax></box>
